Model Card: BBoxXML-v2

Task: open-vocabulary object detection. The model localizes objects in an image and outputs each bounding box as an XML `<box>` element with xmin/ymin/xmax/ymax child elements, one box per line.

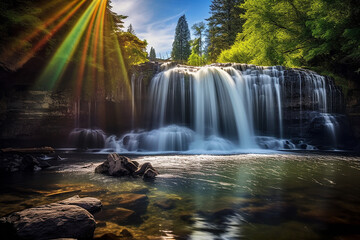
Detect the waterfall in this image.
<box><xmin>101</xmin><ymin>63</ymin><xmax>343</xmax><ymax>152</ymax></box>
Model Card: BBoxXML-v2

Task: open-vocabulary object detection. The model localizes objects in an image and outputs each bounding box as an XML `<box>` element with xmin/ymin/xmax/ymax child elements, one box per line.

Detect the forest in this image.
<box><xmin>169</xmin><ymin>0</ymin><xmax>360</xmax><ymax>93</ymax></box>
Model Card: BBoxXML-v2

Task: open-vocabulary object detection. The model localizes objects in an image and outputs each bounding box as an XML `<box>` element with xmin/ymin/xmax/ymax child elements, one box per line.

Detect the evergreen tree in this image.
<box><xmin>191</xmin><ymin>22</ymin><xmax>206</xmax><ymax>56</ymax></box>
<box><xmin>171</xmin><ymin>15</ymin><xmax>191</xmax><ymax>62</ymax></box>
<box><xmin>149</xmin><ymin>47</ymin><xmax>156</xmax><ymax>61</ymax></box>
<box><xmin>127</xmin><ymin>24</ymin><xmax>135</xmax><ymax>35</ymax></box>
<box><xmin>206</xmin><ymin>0</ymin><xmax>245</xmax><ymax>62</ymax></box>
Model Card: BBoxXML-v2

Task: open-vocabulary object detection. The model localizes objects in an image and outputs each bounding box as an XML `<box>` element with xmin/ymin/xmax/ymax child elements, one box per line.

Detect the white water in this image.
<box><xmin>71</xmin><ymin>64</ymin><xmax>341</xmax><ymax>152</ymax></box>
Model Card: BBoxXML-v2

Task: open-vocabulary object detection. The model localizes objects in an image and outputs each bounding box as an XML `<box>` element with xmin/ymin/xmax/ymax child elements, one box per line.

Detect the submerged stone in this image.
<box><xmin>1</xmin><ymin>204</ymin><xmax>96</xmax><ymax>240</ymax></box>
<box><xmin>154</xmin><ymin>198</ymin><xmax>177</xmax><ymax>210</ymax></box>
<box><xmin>117</xmin><ymin>193</ymin><xmax>149</xmax><ymax>214</ymax></box>
<box><xmin>57</xmin><ymin>195</ymin><xmax>102</xmax><ymax>214</ymax></box>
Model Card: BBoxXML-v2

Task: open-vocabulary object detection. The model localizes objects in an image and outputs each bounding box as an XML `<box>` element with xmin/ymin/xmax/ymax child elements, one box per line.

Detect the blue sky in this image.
<box><xmin>111</xmin><ymin>0</ymin><xmax>211</xmax><ymax>58</ymax></box>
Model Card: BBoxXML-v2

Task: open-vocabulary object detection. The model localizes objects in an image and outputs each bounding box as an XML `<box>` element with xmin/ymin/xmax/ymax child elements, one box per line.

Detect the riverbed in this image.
<box><xmin>1</xmin><ymin>152</ymin><xmax>360</xmax><ymax>239</ymax></box>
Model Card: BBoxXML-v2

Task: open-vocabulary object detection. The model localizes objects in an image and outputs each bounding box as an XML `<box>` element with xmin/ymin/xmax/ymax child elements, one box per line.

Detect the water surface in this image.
<box><xmin>1</xmin><ymin>152</ymin><xmax>360</xmax><ymax>239</ymax></box>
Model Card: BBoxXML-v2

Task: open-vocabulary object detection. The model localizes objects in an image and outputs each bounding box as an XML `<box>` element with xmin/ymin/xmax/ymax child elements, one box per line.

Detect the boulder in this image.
<box><xmin>57</xmin><ymin>195</ymin><xmax>102</xmax><ymax>214</ymax></box>
<box><xmin>95</xmin><ymin>207</ymin><xmax>141</xmax><ymax>225</ymax></box>
<box><xmin>21</xmin><ymin>154</ymin><xmax>40</xmax><ymax>171</ymax></box>
<box><xmin>154</xmin><ymin>199</ymin><xmax>176</xmax><ymax>210</ymax></box>
<box><xmin>95</xmin><ymin>154</ymin><xmax>158</xmax><ymax>179</ymax></box>
<box><xmin>0</xmin><ymin>154</ymin><xmax>52</xmax><ymax>172</ymax></box>
<box><xmin>118</xmin><ymin>193</ymin><xmax>149</xmax><ymax>214</ymax></box>
<box><xmin>143</xmin><ymin>168</ymin><xmax>158</xmax><ymax>179</ymax></box>
<box><xmin>1</xmin><ymin>203</ymin><xmax>96</xmax><ymax>240</ymax></box>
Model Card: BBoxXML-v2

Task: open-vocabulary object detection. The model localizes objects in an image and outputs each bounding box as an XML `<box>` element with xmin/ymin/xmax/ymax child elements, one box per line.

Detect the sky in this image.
<box><xmin>111</xmin><ymin>0</ymin><xmax>211</xmax><ymax>58</ymax></box>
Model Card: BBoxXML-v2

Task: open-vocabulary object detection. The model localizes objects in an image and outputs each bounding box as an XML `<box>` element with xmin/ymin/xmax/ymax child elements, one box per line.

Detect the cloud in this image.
<box><xmin>110</xmin><ymin>0</ymin><xmax>182</xmax><ymax>57</ymax></box>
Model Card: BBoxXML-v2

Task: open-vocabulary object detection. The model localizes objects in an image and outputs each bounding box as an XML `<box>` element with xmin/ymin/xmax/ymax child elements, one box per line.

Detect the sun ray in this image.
<box><xmin>36</xmin><ymin>0</ymin><xmax>102</xmax><ymax>90</ymax></box>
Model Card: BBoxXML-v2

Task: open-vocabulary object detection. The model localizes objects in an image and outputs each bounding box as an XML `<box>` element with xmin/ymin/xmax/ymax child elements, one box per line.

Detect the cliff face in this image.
<box><xmin>0</xmin><ymin>90</ymin><xmax>74</xmax><ymax>147</ymax></box>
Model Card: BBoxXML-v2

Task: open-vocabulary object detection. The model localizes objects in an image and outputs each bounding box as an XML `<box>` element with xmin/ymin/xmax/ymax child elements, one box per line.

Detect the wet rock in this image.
<box><xmin>95</xmin><ymin>153</ymin><xmax>158</xmax><ymax>180</ymax></box>
<box><xmin>118</xmin><ymin>193</ymin><xmax>149</xmax><ymax>214</ymax></box>
<box><xmin>154</xmin><ymin>199</ymin><xmax>176</xmax><ymax>210</ymax></box>
<box><xmin>96</xmin><ymin>208</ymin><xmax>141</xmax><ymax>225</ymax></box>
<box><xmin>143</xmin><ymin>168</ymin><xmax>158</xmax><ymax>179</ymax></box>
<box><xmin>135</xmin><ymin>162</ymin><xmax>159</xmax><ymax>179</ymax></box>
<box><xmin>132</xmin><ymin>160</ymin><xmax>140</xmax><ymax>167</ymax></box>
<box><xmin>0</xmin><ymin>154</ymin><xmax>52</xmax><ymax>172</ymax></box>
<box><xmin>0</xmin><ymin>203</ymin><xmax>96</xmax><ymax>240</ymax></box>
<box><xmin>21</xmin><ymin>154</ymin><xmax>39</xmax><ymax>171</ymax></box>
<box><xmin>37</xmin><ymin>159</ymin><xmax>51</xmax><ymax>169</ymax></box>
<box><xmin>57</xmin><ymin>195</ymin><xmax>102</xmax><ymax>214</ymax></box>
<box><xmin>95</xmin><ymin>160</ymin><xmax>110</xmax><ymax>174</ymax></box>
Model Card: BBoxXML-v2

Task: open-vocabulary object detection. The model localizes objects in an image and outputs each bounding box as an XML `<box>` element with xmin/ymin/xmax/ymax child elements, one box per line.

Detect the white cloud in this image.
<box><xmin>110</xmin><ymin>0</ymin><xmax>182</xmax><ymax>58</ymax></box>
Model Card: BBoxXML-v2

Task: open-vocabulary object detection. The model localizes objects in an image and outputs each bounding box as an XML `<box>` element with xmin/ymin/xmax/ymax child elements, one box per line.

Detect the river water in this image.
<box><xmin>1</xmin><ymin>152</ymin><xmax>360</xmax><ymax>239</ymax></box>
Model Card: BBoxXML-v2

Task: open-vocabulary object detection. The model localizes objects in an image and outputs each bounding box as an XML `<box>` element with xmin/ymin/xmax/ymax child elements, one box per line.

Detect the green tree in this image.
<box><xmin>206</xmin><ymin>0</ymin><xmax>245</xmax><ymax>62</ymax></box>
<box><xmin>218</xmin><ymin>0</ymin><xmax>360</xmax><ymax>82</ymax></box>
<box><xmin>127</xmin><ymin>24</ymin><xmax>135</xmax><ymax>35</ymax></box>
<box><xmin>149</xmin><ymin>47</ymin><xmax>156</xmax><ymax>61</ymax></box>
<box><xmin>191</xmin><ymin>22</ymin><xmax>206</xmax><ymax>56</ymax></box>
<box><xmin>171</xmin><ymin>15</ymin><xmax>191</xmax><ymax>62</ymax></box>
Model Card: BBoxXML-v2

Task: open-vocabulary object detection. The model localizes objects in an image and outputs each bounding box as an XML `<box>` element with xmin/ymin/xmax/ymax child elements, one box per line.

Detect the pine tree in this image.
<box><xmin>206</xmin><ymin>0</ymin><xmax>245</xmax><ymax>62</ymax></box>
<box><xmin>191</xmin><ymin>22</ymin><xmax>206</xmax><ymax>56</ymax></box>
<box><xmin>127</xmin><ymin>24</ymin><xmax>135</xmax><ymax>34</ymax></box>
<box><xmin>171</xmin><ymin>15</ymin><xmax>191</xmax><ymax>62</ymax></box>
<box><xmin>149</xmin><ymin>47</ymin><xmax>156</xmax><ymax>61</ymax></box>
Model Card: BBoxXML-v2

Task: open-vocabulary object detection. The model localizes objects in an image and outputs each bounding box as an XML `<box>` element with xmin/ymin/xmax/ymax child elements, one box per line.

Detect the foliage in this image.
<box><xmin>171</xmin><ymin>15</ymin><xmax>191</xmax><ymax>63</ymax></box>
<box><xmin>149</xmin><ymin>47</ymin><xmax>156</xmax><ymax>61</ymax></box>
<box><xmin>187</xmin><ymin>49</ymin><xmax>207</xmax><ymax>66</ymax></box>
<box><xmin>206</xmin><ymin>0</ymin><xmax>245</xmax><ymax>62</ymax></box>
<box><xmin>117</xmin><ymin>32</ymin><xmax>148</xmax><ymax>66</ymax></box>
<box><xmin>218</xmin><ymin>0</ymin><xmax>360</xmax><ymax>81</ymax></box>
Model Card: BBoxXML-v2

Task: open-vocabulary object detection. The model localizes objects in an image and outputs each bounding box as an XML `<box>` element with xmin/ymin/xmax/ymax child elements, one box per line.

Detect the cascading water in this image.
<box><xmin>102</xmin><ymin>63</ymin><xmax>344</xmax><ymax>152</ymax></box>
<box><xmin>69</xmin><ymin>128</ymin><xmax>106</xmax><ymax>149</ymax></box>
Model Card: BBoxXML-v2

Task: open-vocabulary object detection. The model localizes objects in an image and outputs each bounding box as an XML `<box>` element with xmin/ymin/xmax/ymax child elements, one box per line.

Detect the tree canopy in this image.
<box><xmin>218</xmin><ymin>0</ymin><xmax>360</xmax><ymax>81</ymax></box>
<box><xmin>149</xmin><ymin>47</ymin><xmax>156</xmax><ymax>61</ymax></box>
<box><xmin>206</xmin><ymin>0</ymin><xmax>245</xmax><ymax>62</ymax></box>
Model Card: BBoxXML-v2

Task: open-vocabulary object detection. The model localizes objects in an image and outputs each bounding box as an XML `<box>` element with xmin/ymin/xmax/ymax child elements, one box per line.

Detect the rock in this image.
<box><xmin>143</xmin><ymin>168</ymin><xmax>158</xmax><ymax>179</ymax></box>
<box><xmin>135</xmin><ymin>162</ymin><xmax>158</xmax><ymax>176</ymax></box>
<box><xmin>132</xmin><ymin>160</ymin><xmax>140</xmax><ymax>167</ymax></box>
<box><xmin>154</xmin><ymin>199</ymin><xmax>176</xmax><ymax>210</ymax></box>
<box><xmin>21</xmin><ymin>154</ymin><xmax>39</xmax><ymax>171</ymax></box>
<box><xmin>120</xmin><ymin>229</ymin><xmax>133</xmax><ymax>238</ymax></box>
<box><xmin>108</xmin><ymin>157</ymin><xmax>130</xmax><ymax>177</ymax></box>
<box><xmin>37</xmin><ymin>159</ymin><xmax>51</xmax><ymax>169</ymax></box>
<box><xmin>95</xmin><ymin>208</ymin><xmax>141</xmax><ymax>225</ymax></box>
<box><xmin>57</xmin><ymin>195</ymin><xmax>102</xmax><ymax>214</ymax></box>
<box><xmin>95</xmin><ymin>153</ymin><xmax>158</xmax><ymax>180</ymax></box>
<box><xmin>1</xmin><ymin>203</ymin><xmax>96</xmax><ymax>240</ymax></box>
<box><xmin>123</xmin><ymin>158</ymin><xmax>138</xmax><ymax>172</ymax></box>
<box><xmin>118</xmin><ymin>193</ymin><xmax>149</xmax><ymax>214</ymax></box>
<box><xmin>95</xmin><ymin>161</ymin><xmax>110</xmax><ymax>174</ymax></box>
